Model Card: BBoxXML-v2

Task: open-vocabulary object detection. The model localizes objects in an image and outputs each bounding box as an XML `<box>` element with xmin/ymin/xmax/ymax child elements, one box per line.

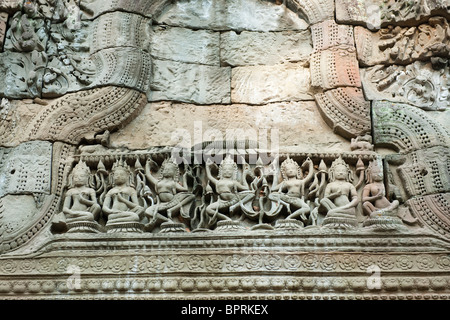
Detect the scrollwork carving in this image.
<box><xmin>355</xmin><ymin>17</ymin><xmax>450</xmax><ymax>67</ymax></box>
<box><xmin>361</xmin><ymin>62</ymin><xmax>449</xmax><ymax>111</ymax></box>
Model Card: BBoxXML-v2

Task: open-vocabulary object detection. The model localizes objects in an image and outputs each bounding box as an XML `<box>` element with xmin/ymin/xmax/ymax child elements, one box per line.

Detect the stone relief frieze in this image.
<box><xmin>48</xmin><ymin>147</ymin><xmax>416</xmax><ymax>235</ymax></box>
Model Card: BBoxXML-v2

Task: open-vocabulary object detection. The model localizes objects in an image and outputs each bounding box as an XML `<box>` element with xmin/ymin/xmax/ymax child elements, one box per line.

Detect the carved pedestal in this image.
<box><xmin>322</xmin><ymin>215</ymin><xmax>359</xmax><ymax>230</ymax></box>
<box><xmin>66</xmin><ymin>221</ymin><xmax>103</xmax><ymax>234</ymax></box>
<box><xmin>363</xmin><ymin>216</ymin><xmax>406</xmax><ymax>231</ymax></box>
<box><xmin>274</xmin><ymin>219</ymin><xmax>304</xmax><ymax>230</ymax></box>
<box><xmin>105</xmin><ymin>222</ymin><xmax>145</xmax><ymax>234</ymax></box>
<box><xmin>159</xmin><ymin>222</ymin><xmax>188</xmax><ymax>233</ymax></box>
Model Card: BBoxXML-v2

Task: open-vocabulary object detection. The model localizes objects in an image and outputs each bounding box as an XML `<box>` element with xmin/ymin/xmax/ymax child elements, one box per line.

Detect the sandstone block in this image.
<box><xmin>148</xmin><ymin>59</ymin><xmax>231</xmax><ymax>104</ymax></box>
<box><xmin>311</xmin><ymin>20</ymin><xmax>355</xmax><ymax>51</ymax></box>
<box><xmin>90</xmin><ymin>11</ymin><xmax>152</xmax><ymax>54</ymax></box>
<box><xmin>372</xmin><ymin>100</ymin><xmax>450</xmax><ymax>153</ymax></box>
<box><xmin>231</xmin><ymin>64</ymin><xmax>313</xmax><ymax>104</ymax></box>
<box><xmin>155</xmin><ymin>0</ymin><xmax>308</xmax><ymax>32</ymax></box>
<box><xmin>79</xmin><ymin>0</ymin><xmax>171</xmax><ymax>20</ymax></box>
<box><xmin>0</xmin><ymin>195</ymin><xmax>45</xmax><ymax>240</ymax></box>
<box><xmin>314</xmin><ymin>87</ymin><xmax>371</xmax><ymax>139</ymax></box>
<box><xmin>220</xmin><ymin>30</ymin><xmax>312</xmax><ymax>67</ymax></box>
<box><xmin>310</xmin><ymin>48</ymin><xmax>361</xmax><ymax>89</ymax></box>
<box><xmin>0</xmin><ymin>50</ymin><xmax>47</xmax><ymax>99</ymax></box>
<box><xmin>0</xmin><ymin>141</ymin><xmax>52</xmax><ymax>197</ymax></box>
<box><xmin>109</xmin><ymin>101</ymin><xmax>350</xmax><ymax>154</ymax></box>
<box><xmin>150</xmin><ymin>26</ymin><xmax>220</xmax><ymax>66</ymax></box>
<box><xmin>355</xmin><ymin>18</ymin><xmax>450</xmax><ymax>67</ymax></box>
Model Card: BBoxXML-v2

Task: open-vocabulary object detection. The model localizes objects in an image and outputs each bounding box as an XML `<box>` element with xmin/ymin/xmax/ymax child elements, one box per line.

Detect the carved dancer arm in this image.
<box><xmin>176</xmin><ymin>181</ymin><xmax>189</xmax><ymax>193</ymax></box>
<box><xmin>302</xmin><ymin>157</ymin><xmax>315</xmax><ymax>185</ymax></box>
<box><xmin>337</xmin><ymin>186</ymin><xmax>359</xmax><ymax>211</ymax></box>
<box><xmin>144</xmin><ymin>158</ymin><xmax>159</xmax><ymax>187</ymax></box>
<box><xmin>205</xmin><ymin>159</ymin><xmax>219</xmax><ymax>186</ymax></box>
<box><xmin>362</xmin><ymin>185</ymin><xmax>384</xmax><ymax>202</ymax></box>
<box><xmin>235</xmin><ymin>181</ymin><xmax>250</xmax><ymax>192</ymax></box>
<box><xmin>62</xmin><ymin>194</ymin><xmax>74</xmax><ymax>214</ymax></box>
<box><xmin>79</xmin><ymin>190</ymin><xmax>97</xmax><ymax>207</ymax></box>
<box><xmin>102</xmin><ymin>194</ymin><xmax>113</xmax><ymax>215</ymax></box>
<box><xmin>117</xmin><ymin>191</ymin><xmax>140</xmax><ymax>209</ymax></box>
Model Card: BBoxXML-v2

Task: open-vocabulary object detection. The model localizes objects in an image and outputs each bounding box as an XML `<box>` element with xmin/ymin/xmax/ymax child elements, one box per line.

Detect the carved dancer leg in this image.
<box><xmin>206</xmin><ymin>201</ymin><xmax>231</xmax><ymax>226</ymax></box>
<box><xmin>362</xmin><ymin>201</ymin><xmax>377</xmax><ymax>216</ymax></box>
<box><xmin>167</xmin><ymin>194</ymin><xmax>196</xmax><ymax>220</ymax></box>
<box><xmin>107</xmin><ymin>211</ymin><xmax>140</xmax><ymax>224</ymax></box>
<box><xmin>286</xmin><ymin>205</ymin><xmax>310</xmax><ymax>221</ymax></box>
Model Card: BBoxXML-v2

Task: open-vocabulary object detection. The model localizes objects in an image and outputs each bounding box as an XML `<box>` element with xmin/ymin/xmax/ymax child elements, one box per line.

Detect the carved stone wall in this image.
<box><xmin>0</xmin><ymin>0</ymin><xmax>449</xmax><ymax>301</ymax></box>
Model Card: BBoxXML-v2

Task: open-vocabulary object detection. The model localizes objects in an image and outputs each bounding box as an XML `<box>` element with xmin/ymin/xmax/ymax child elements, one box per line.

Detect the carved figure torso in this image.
<box><xmin>103</xmin><ymin>165</ymin><xmax>143</xmax><ymax>225</ymax></box>
<box><xmin>324</xmin><ymin>180</ymin><xmax>356</xmax><ymax>207</ymax></box>
<box><xmin>280</xmin><ymin>179</ymin><xmax>302</xmax><ymax>198</ymax></box>
<box><xmin>65</xmin><ymin>186</ymin><xmax>97</xmax><ymax>212</ymax></box>
<box><xmin>363</xmin><ymin>182</ymin><xmax>391</xmax><ymax>208</ymax></box>
<box><xmin>216</xmin><ymin>178</ymin><xmax>238</xmax><ymax>201</ymax></box>
<box><xmin>106</xmin><ymin>186</ymin><xmax>139</xmax><ymax>213</ymax></box>
<box><xmin>155</xmin><ymin>179</ymin><xmax>178</xmax><ymax>202</ymax></box>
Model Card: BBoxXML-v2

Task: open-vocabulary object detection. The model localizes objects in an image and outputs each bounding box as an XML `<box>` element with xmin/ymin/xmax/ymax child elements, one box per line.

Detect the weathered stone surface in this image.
<box><xmin>231</xmin><ymin>63</ymin><xmax>313</xmax><ymax>104</ymax></box>
<box><xmin>0</xmin><ymin>50</ymin><xmax>47</xmax><ymax>99</ymax></box>
<box><xmin>0</xmin><ymin>195</ymin><xmax>45</xmax><ymax>241</ymax></box>
<box><xmin>109</xmin><ymin>101</ymin><xmax>350</xmax><ymax>153</ymax></box>
<box><xmin>284</xmin><ymin>0</ymin><xmax>335</xmax><ymax>24</ymax></box>
<box><xmin>30</xmin><ymin>87</ymin><xmax>147</xmax><ymax>145</ymax></box>
<box><xmin>0</xmin><ymin>141</ymin><xmax>52</xmax><ymax>197</ymax></box>
<box><xmin>155</xmin><ymin>0</ymin><xmax>309</xmax><ymax>31</ymax></box>
<box><xmin>90</xmin><ymin>11</ymin><xmax>152</xmax><ymax>54</ymax></box>
<box><xmin>361</xmin><ymin>62</ymin><xmax>449</xmax><ymax>111</ymax></box>
<box><xmin>314</xmin><ymin>87</ymin><xmax>371</xmax><ymax>139</ymax></box>
<box><xmin>150</xmin><ymin>26</ymin><xmax>220</xmax><ymax>66</ymax></box>
<box><xmin>355</xmin><ymin>17</ymin><xmax>450</xmax><ymax>67</ymax></box>
<box><xmin>220</xmin><ymin>30</ymin><xmax>312</xmax><ymax>66</ymax></box>
<box><xmin>428</xmin><ymin>108</ymin><xmax>450</xmax><ymax>133</ymax></box>
<box><xmin>335</xmin><ymin>0</ymin><xmax>382</xmax><ymax>29</ymax></box>
<box><xmin>0</xmin><ymin>87</ymin><xmax>147</xmax><ymax>146</ymax></box>
<box><xmin>148</xmin><ymin>59</ymin><xmax>231</xmax><ymax>104</ymax></box>
<box><xmin>91</xmin><ymin>47</ymin><xmax>151</xmax><ymax>92</ymax></box>
<box><xmin>336</xmin><ymin>0</ymin><xmax>450</xmax><ymax>28</ymax></box>
<box><xmin>372</xmin><ymin>101</ymin><xmax>450</xmax><ymax>153</ymax></box>
<box><xmin>0</xmin><ymin>12</ymin><xmax>7</xmax><ymax>52</ymax></box>
<box><xmin>1</xmin><ymin>0</ymin><xmax>450</xmax><ymax>302</ymax></box>
<box><xmin>43</xmin><ymin>11</ymin><xmax>151</xmax><ymax>97</ymax></box>
<box><xmin>311</xmin><ymin>48</ymin><xmax>361</xmax><ymax>89</ymax></box>
<box><xmin>42</xmin><ymin>47</ymin><xmax>151</xmax><ymax>97</ymax></box>
<box><xmin>4</xmin><ymin>9</ymin><xmax>50</xmax><ymax>53</ymax></box>
<box><xmin>79</xmin><ymin>0</ymin><xmax>171</xmax><ymax>20</ymax></box>
<box><xmin>397</xmin><ymin>146</ymin><xmax>450</xmax><ymax>198</ymax></box>
<box><xmin>0</xmin><ymin>98</ymin><xmax>44</xmax><ymax>147</ymax></box>
<box><xmin>0</xmin><ymin>0</ymin><xmax>22</xmax><ymax>14</ymax></box>
<box><xmin>407</xmin><ymin>193</ymin><xmax>450</xmax><ymax>239</ymax></box>
<box><xmin>311</xmin><ymin>19</ymin><xmax>355</xmax><ymax>51</ymax></box>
